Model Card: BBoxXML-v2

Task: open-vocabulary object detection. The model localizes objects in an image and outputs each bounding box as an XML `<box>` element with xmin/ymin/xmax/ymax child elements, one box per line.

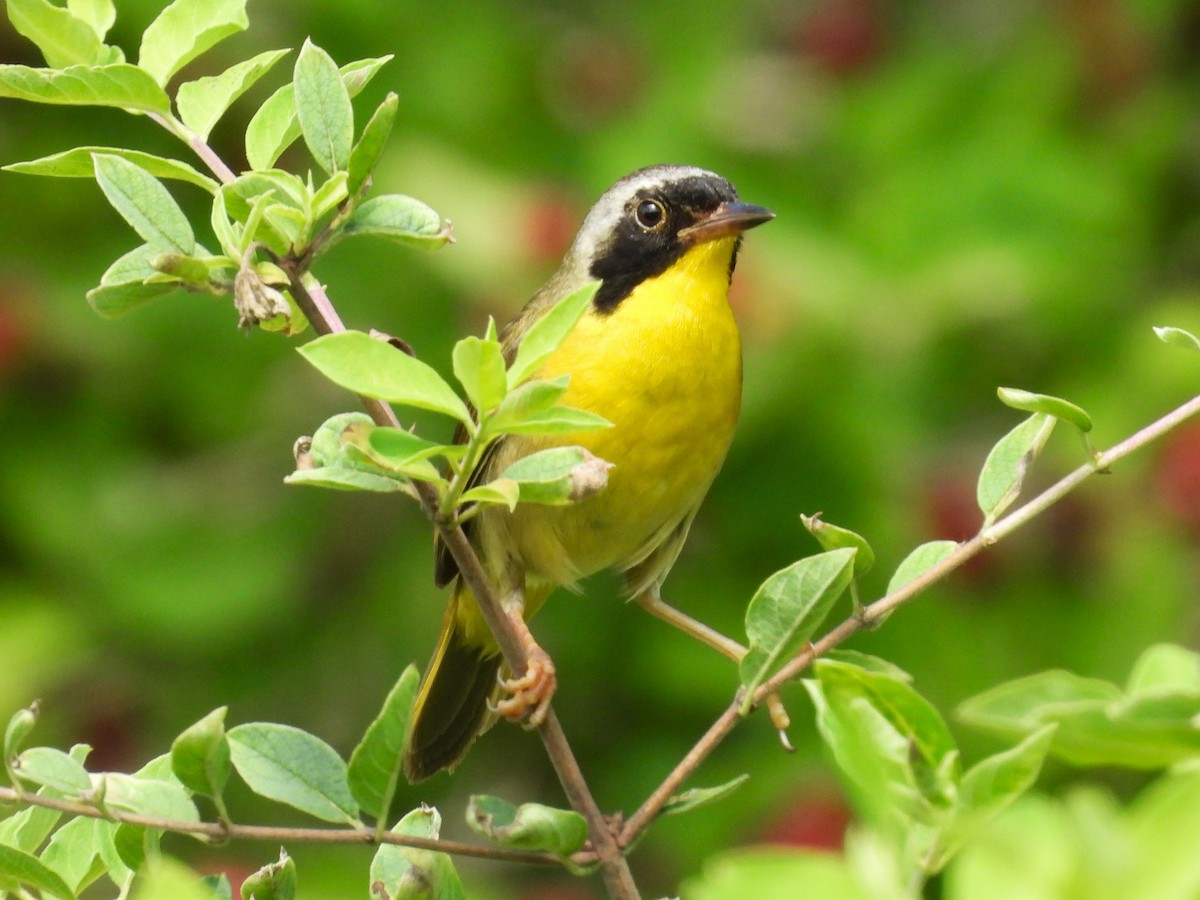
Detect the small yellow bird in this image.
<box><xmin>404</xmin><ymin>165</ymin><xmax>773</xmax><ymax>781</ymax></box>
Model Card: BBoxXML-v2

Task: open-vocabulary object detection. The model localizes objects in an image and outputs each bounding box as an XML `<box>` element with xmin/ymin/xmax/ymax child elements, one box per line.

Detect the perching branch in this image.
<box><xmin>618</xmin><ymin>389</ymin><xmax>1200</xmax><ymax>849</ymax></box>
<box><xmin>0</xmin><ymin>785</ymin><xmax>561</xmax><ymax>867</ymax></box>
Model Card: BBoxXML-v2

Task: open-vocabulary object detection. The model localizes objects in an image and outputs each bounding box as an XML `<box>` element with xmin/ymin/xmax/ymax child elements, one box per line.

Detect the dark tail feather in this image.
<box><xmin>404</xmin><ymin>589</ymin><xmax>500</xmax><ymax>783</ymax></box>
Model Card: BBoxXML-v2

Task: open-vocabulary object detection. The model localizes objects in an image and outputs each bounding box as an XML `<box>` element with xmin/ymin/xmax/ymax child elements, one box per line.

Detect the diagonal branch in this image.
<box><xmin>619</xmin><ymin>390</ymin><xmax>1200</xmax><ymax>849</ymax></box>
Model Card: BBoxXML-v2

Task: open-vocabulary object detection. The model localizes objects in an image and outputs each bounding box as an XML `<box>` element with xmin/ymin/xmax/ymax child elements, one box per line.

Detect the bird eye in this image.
<box><xmin>634</xmin><ymin>199</ymin><xmax>666</xmax><ymax>231</ymax></box>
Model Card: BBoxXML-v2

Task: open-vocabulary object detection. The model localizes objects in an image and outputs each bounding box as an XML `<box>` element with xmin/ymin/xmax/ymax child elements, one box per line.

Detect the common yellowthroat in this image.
<box><xmin>404</xmin><ymin>165</ymin><xmax>773</xmax><ymax>781</ymax></box>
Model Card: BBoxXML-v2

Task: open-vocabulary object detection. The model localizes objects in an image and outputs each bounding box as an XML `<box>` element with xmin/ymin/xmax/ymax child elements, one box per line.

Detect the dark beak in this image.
<box><xmin>678</xmin><ymin>201</ymin><xmax>775</xmax><ymax>245</ymax></box>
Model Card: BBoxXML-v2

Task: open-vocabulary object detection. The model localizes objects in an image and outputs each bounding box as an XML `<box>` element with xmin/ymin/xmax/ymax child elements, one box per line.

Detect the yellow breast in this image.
<box><xmin>484</xmin><ymin>236</ymin><xmax>743</xmax><ymax>590</ymax></box>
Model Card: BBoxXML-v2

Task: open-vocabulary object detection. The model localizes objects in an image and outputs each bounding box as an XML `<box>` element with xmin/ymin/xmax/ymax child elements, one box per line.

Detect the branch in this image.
<box><xmin>281</xmin><ymin>268</ymin><xmax>640</xmax><ymax>899</ymax></box>
<box><xmin>619</xmin><ymin>389</ymin><xmax>1200</xmax><ymax>848</ymax></box>
<box><xmin>0</xmin><ymin>786</ymin><xmax>558</xmax><ymax>867</ymax></box>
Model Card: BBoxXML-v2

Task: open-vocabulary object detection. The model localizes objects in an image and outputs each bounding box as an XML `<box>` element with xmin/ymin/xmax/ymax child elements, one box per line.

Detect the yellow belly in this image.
<box><xmin>479</xmin><ymin>236</ymin><xmax>743</xmax><ymax>592</ymax></box>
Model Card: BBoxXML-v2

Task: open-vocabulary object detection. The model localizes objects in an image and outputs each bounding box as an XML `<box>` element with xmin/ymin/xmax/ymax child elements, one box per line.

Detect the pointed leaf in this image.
<box><xmin>245</xmin><ymin>56</ymin><xmax>391</xmax><ymax>171</ymax></box>
<box><xmin>997</xmin><ymin>387</ymin><xmax>1092</xmax><ymax>433</ymax></box>
<box><xmin>0</xmin><ymin>843</ymin><xmax>77</xmax><ymax>900</ymax></box>
<box><xmin>507</xmin><ymin>282</ymin><xmax>599</xmax><ymax>388</ymax></box>
<box><xmin>348</xmin><ymin>92</ymin><xmax>398</xmax><ymax>195</ymax></box>
<box><xmin>7</xmin><ymin>0</ymin><xmax>103</xmax><ymax>67</ymax></box>
<box><xmin>661</xmin><ymin>774</ymin><xmax>750</xmax><ymax>817</ymax></box>
<box><xmin>227</xmin><ymin>723</ymin><xmax>358</xmax><ymax>825</ymax></box>
<box><xmin>885</xmin><ymin>540</ymin><xmax>959</xmax><ymax>597</ymax></box>
<box><xmin>739</xmin><ymin>549</ymin><xmax>856</xmax><ymax>703</ymax></box>
<box><xmin>0</xmin><ymin>63</ymin><xmax>170</xmax><ymax>113</ymax></box>
<box><xmin>348</xmin><ymin>666</ymin><xmax>420</xmax><ymax>823</ymax></box>
<box><xmin>364</xmin><ymin>427</ymin><xmax>456</xmax><ymax>466</ymax></box>
<box><xmin>453</xmin><ymin>333</ymin><xmax>507</xmax><ymax>413</ymax></box>
<box><xmin>466</xmin><ymin>795</ymin><xmax>588</xmax><ymax>858</ymax></box>
<box><xmin>370</xmin><ymin>806</ymin><xmax>464</xmax><ymax>900</ymax></box>
<box><xmin>490</xmin><ymin>376</ymin><xmax>569</xmax><ymax>429</ymax></box>
<box><xmin>1126</xmin><ymin>643</ymin><xmax>1200</xmax><ymax>695</ymax></box>
<box><xmin>459</xmin><ymin>479</ymin><xmax>520</xmax><ymax>510</ymax></box>
<box><xmin>4</xmin><ymin>704</ymin><xmax>38</xmax><ymax>764</ymax></box>
<box><xmin>0</xmin><ymin>744</ymin><xmax>90</xmax><ymax>854</ymax></box>
<box><xmin>93</xmin><ymin>153</ymin><xmax>194</xmax><ymax>253</ymax></box>
<box><xmin>284</xmin><ymin>466</ymin><xmax>406</xmax><ymax>493</ymax></box>
<box><xmin>489</xmin><ymin>404</ymin><xmax>612</xmax><ymax>436</ymax></box>
<box><xmin>239</xmin><ymin>848</ymin><xmax>295</xmax><ymax>900</ymax></box>
<box><xmin>929</xmin><ymin>725</ymin><xmax>1057</xmax><ymax>870</ymax></box>
<box><xmin>801</xmin><ymin>514</ymin><xmax>875</xmax><ymax>576</ymax></box>
<box><xmin>1154</xmin><ymin>325</ymin><xmax>1200</xmax><ymax>351</ymax></box>
<box><xmin>294</xmin><ymin>39</ymin><xmax>353</xmax><ymax>175</ymax></box>
<box><xmin>137</xmin><ymin>0</ymin><xmax>248</xmax><ymax>86</ymax></box>
<box><xmin>977</xmin><ymin>412</ymin><xmax>1056</xmax><ymax>523</ymax></box>
<box><xmin>86</xmin><ymin>281</ymin><xmax>174</xmax><ymax>318</ymax></box>
<box><xmin>176</xmin><ymin>49</ymin><xmax>289</xmax><ymax>140</ymax></box>
<box><xmin>298</xmin><ymin>331</ymin><xmax>470</xmax><ymax>423</ymax></box>
<box><xmin>39</xmin><ymin>816</ymin><xmax>99</xmax><ymax>895</ymax></box>
<box><xmin>171</xmin><ymin>707</ymin><xmax>231</xmax><ymax>802</ymax></box>
<box><xmin>99</xmin><ymin>773</ymin><xmax>200</xmax><ymax>823</ymax></box>
<box><xmin>340</xmin><ymin>194</ymin><xmax>452</xmax><ymax>248</ymax></box>
<box><xmin>12</xmin><ymin>747</ymin><xmax>91</xmax><ymax>794</ymax></box>
<box><xmin>66</xmin><ymin>0</ymin><xmax>114</xmax><ymax>39</ymax></box>
<box><xmin>4</xmin><ymin>146</ymin><xmax>218</xmax><ymax>192</ymax></box>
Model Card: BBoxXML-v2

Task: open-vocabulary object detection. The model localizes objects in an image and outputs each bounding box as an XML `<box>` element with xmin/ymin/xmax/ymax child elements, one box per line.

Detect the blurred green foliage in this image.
<box><xmin>1</xmin><ymin>0</ymin><xmax>1199</xmax><ymax>896</ymax></box>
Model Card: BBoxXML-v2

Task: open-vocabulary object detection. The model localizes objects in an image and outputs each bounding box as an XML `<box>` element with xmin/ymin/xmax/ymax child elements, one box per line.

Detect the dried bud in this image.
<box><xmin>568</xmin><ymin>450</ymin><xmax>613</xmax><ymax>501</ymax></box>
<box><xmin>234</xmin><ymin>265</ymin><xmax>290</xmax><ymax>329</ymax></box>
<box><xmin>293</xmin><ymin>436</ymin><xmax>315</xmax><ymax>470</ymax></box>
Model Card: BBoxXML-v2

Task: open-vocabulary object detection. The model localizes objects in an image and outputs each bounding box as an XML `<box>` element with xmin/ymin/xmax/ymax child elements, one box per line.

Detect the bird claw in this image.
<box><xmin>493</xmin><ymin>648</ymin><xmax>557</xmax><ymax>728</ymax></box>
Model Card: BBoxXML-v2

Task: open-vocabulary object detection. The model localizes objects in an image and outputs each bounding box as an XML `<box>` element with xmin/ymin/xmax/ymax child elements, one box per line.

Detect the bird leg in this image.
<box><xmin>633</xmin><ymin>586</ymin><xmax>793</xmax><ymax>740</ymax></box>
<box><xmin>492</xmin><ymin>587</ymin><xmax>557</xmax><ymax>729</ymax></box>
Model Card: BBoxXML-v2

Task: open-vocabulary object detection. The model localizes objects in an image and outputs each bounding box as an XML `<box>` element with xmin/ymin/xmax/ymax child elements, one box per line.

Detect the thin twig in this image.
<box><xmin>283</xmin><ymin>265</ymin><xmax>640</xmax><ymax>899</ymax></box>
<box><xmin>0</xmin><ymin>786</ymin><xmax>557</xmax><ymax>867</ymax></box>
<box><xmin>620</xmin><ymin>390</ymin><xmax>1200</xmax><ymax>848</ymax></box>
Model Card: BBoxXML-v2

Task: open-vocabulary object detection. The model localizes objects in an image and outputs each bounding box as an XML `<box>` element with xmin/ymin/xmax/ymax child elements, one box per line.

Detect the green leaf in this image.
<box><xmin>459</xmin><ymin>478</ymin><xmax>520</xmax><ymax>511</ymax></box>
<box><xmin>12</xmin><ymin>747</ymin><xmax>91</xmax><ymax>794</ymax></box>
<box><xmin>997</xmin><ymin>387</ymin><xmax>1092</xmax><ymax>433</ymax></box>
<box><xmin>310</xmin><ymin>172</ymin><xmax>349</xmax><ymax>223</ymax></box>
<box><xmin>929</xmin><ymin>725</ymin><xmax>1056</xmax><ymax>871</ymax></box>
<box><xmin>347</xmin><ymin>665</ymin><xmax>420</xmax><ymax>825</ymax></box>
<box><xmin>1154</xmin><ymin>325</ymin><xmax>1200</xmax><ymax>351</ymax></box>
<box><xmin>137</xmin><ymin>0</ymin><xmax>248</xmax><ymax>86</ymax></box>
<box><xmin>100</xmin><ymin>773</ymin><xmax>201</xmax><ymax>823</ymax></box>
<box><xmin>202</xmin><ymin>873</ymin><xmax>234</xmax><ymax>900</ymax></box>
<box><xmin>957</xmin><ymin>668</ymin><xmax>1200</xmax><ymax>769</ymax></box>
<box><xmin>4</xmin><ymin>146</ymin><xmax>218</xmax><ymax>192</ymax></box>
<box><xmin>39</xmin><ymin>816</ymin><xmax>99</xmax><ymax>895</ymax></box>
<box><xmin>739</xmin><ymin>549</ymin><xmax>857</xmax><ymax>704</ymax></box>
<box><xmin>240</xmin><ymin>848</ymin><xmax>295</xmax><ymax>900</ymax></box>
<box><xmin>171</xmin><ymin>707</ymin><xmax>231</xmax><ymax>806</ymax></box>
<box><xmin>86</xmin><ymin>281</ymin><xmax>174</xmax><ymax>318</ymax></box>
<box><xmin>661</xmin><ymin>774</ymin><xmax>750</xmax><ymax>817</ymax></box>
<box><xmin>245</xmin><ymin>56</ymin><xmax>391</xmax><ymax>171</ymax></box>
<box><xmin>800</xmin><ymin>514</ymin><xmax>875</xmax><ymax>576</ymax></box>
<box><xmin>976</xmin><ymin>412</ymin><xmax>1056</xmax><ymax>524</ymax></box>
<box><xmin>339</xmin><ymin>194</ymin><xmax>452</xmax><ymax>248</ymax></box>
<box><xmin>885</xmin><ymin>540</ymin><xmax>959</xmax><ymax>597</ymax></box>
<box><xmin>227</xmin><ymin>723</ymin><xmax>358</xmax><ymax>825</ymax></box>
<box><xmin>0</xmin><ymin>63</ymin><xmax>170</xmax><ymax>113</ymax></box>
<box><xmin>7</xmin><ymin>0</ymin><xmax>103</xmax><ymax>67</ymax></box>
<box><xmin>93</xmin><ymin>153</ymin><xmax>194</xmax><ymax>254</ymax></box>
<box><xmin>348</xmin><ymin>92</ymin><xmax>398</xmax><ymax>195</ymax></box>
<box><xmin>0</xmin><ymin>843</ymin><xmax>77</xmax><ymax>900</ymax></box>
<box><xmin>453</xmin><ymin>332</ymin><xmax>508</xmax><ymax>414</ymax></box>
<box><xmin>488</xmin><ymin>404</ymin><xmax>612</xmax><ymax>437</ymax></box>
<box><xmin>66</xmin><ymin>0</ymin><xmax>114</xmax><ymax>39</ymax></box>
<box><xmin>176</xmin><ymin>49</ymin><xmax>289</xmax><ymax>140</ymax></box>
<box><xmin>364</xmin><ymin>427</ymin><xmax>455</xmax><ymax>466</ymax></box>
<box><xmin>4</xmin><ymin>704</ymin><xmax>38</xmax><ymax>765</ymax></box>
<box><xmin>0</xmin><ymin>744</ymin><xmax>89</xmax><ymax>854</ymax></box>
<box><xmin>294</xmin><ymin>39</ymin><xmax>353</xmax><ymax>175</ymax></box>
<box><xmin>497</xmin><ymin>446</ymin><xmax>611</xmax><ymax>505</ymax></box>
<box><xmin>370</xmin><ymin>807</ymin><xmax>465</xmax><ymax>900</ymax></box>
<box><xmin>466</xmin><ymin>795</ymin><xmax>588</xmax><ymax>858</ymax></box>
<box><xmin>284</xmin><ymin>466</ymin><xmax>406</xmax><ymax>494</ymax></box>
<box><xmin>298</xmin><ymin>331</ymin><xmax>470</xmax><ymax>424</ymax></box>
<box><xmin>815</xmin><ymin>659</ymin><xmax>959</xmax><ymax>799</ymax></box>
<box><xmin>489</xmin><ymin>376</ymin><xmax>569</xmax><ymax>429</ymax></box>
<box><xmin>823</xmin><ymin>650</ymin><xmax>914</xmax><ymax>683</ymax></box>
<box><xmin>507</xmin><ymin>282</ymin><xmax>599</xmax><ymax>388</ymax></box>
<box><xmin>1126</xmin><ymin>643</ymin><xmax>1200</xmax><ymax>695</ymax></box>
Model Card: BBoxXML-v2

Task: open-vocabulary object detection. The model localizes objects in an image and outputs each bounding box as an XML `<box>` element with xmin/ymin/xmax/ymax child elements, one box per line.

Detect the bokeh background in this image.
<box><xmin>3</xmin><ymin>1</ymin><xmax>1200</xmax><ymax>896</ymax></box>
